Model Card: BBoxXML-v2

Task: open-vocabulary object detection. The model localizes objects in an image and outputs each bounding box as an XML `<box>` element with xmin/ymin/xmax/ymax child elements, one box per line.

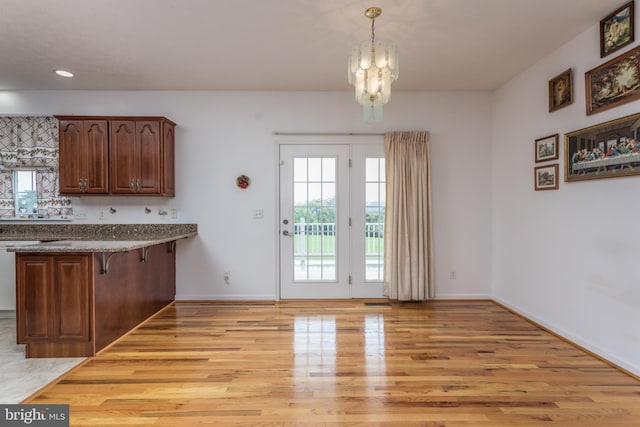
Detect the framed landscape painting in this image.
<box><xmin>534</xmin><ymin>164</ymin><xmax>559</xmax><ymax>191</ymax></box>
<box><xmin>535</xmin><ymin>134</ymin><xmax>559</xmax><ymax>162</ymax></box>
<box><xmin>600</xmin><ymin>1</ymin><xmax>634</xmax><ymax>57</ymax></box>
<box><xmin>585</xmin><ymin>45</ymin><xmax>640</xmax><ymax>115</ymax></box>
<box><xmin>564</xmin><ymin>111</ymin><xmax>640</xmax><ymax>182</ymax></box>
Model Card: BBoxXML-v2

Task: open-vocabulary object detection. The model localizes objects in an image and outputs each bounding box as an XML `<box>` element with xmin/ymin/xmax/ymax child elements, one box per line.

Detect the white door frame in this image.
<box><xmin>275</xmin><ymin>136</ymin><xmax>384</xmax><ymax>300</ymax></box>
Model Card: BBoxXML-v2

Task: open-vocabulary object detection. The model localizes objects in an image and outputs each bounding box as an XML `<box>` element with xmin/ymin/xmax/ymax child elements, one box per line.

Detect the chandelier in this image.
<box><xmin>348</xmin><ymin>7</ymin><xmax>399</xmax><ymax>122</ymax></box>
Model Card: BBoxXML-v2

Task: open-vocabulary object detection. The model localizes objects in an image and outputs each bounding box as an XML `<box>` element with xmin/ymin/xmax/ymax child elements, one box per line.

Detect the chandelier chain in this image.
<box><xmin>371</xmin><ymin>18</ymin><xmax>376</xmax><ymax>44</ymax></box>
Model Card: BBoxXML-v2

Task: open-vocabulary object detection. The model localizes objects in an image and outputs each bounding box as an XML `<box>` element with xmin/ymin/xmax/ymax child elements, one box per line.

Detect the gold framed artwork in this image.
<box><xmin>535</xmin><ymin>134</ymin><xmax>559</xmax><ymax>162</ymax></box>
<box><xmin>564</xmin><ymin>111</ymin><xmax>640</xmax><ymax>182</ymax></box>
<box><xmin>548</xmin><ymin>69</ymin><xmax>573</xmax><ymax>112</ymax></box>
<box><xmin>600</xmin><ymin>1</ymin><xmax>635</xmax><ymax>58</ymax></box>
<box><xmin>534</xmin><ymin>164</ymin><xmax>559</xmax><ymax>191</ymax></box>
<box><xmin>585</xmin><ymin>45</ymin><xmax>640</xmax><ymax>115</ymax></box>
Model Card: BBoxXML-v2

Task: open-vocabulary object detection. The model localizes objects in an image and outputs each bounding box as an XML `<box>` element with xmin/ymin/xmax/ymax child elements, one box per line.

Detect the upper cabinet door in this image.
<box><xmin>110</xmin><ymin>120</ymin><xmax>139</xmax><ymax>194</ymax></box>
<box><xmin>110</xmin><ymin>120</ymin><xmax>163</xmax><ymax>195</ymax></box>
<box><xmin>162</xmin><ymin>121</ymin><xmax>175</xmax><ymax>197</ymax></box>
<box><xmin>58</xmin><ymin>120</ymin><xmax>85</xmax><ymax>194</ymax></box>
<box><xmin>84</xmin><ymin>120</ymin><xmax>109</xmax><ymax>194</ymax></box>
<box><xmin>137</xmin><ymin>120</ymin><xmax>162</xmax><ymax>194</ymax></box>
<box><xmin>58</xmin><ymin>119</ymin><xmax>109</xmax><ymax>195</ymax></box>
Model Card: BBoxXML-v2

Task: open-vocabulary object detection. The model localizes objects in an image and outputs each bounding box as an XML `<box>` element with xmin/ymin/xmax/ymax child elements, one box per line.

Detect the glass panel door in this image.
<box><xmin>280</xmin><ymin>145</ymin><xmax>350</xmax><ymax>299</ymax></box>
<box><xmin>279</xmin><ymin>143</ymin><xmax>385</xmax><ymax>299</ymax></box>
<box><xmin>351</xmin><ymin>144</ymin><xmax>386</xmax><ymax>298</ymax></box>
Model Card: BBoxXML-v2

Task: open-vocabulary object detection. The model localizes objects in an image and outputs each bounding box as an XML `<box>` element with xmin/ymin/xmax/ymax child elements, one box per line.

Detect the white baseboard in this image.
<box><xmin>175</xmin><ymin>293</ymin><xmax>276</xmax><ymax>301</ymax></box>
<box><xmin>434</xmin><ymin>293</ymin><xmax>491</xmax><ymax>300</ymax></box>
<box><xmin>493</xmin><ymin>296</ymin><xmax>640</xmax><ymax>378</ymax></box>
<box><xmin>0</xmin><ymin>310</ymin><xmax>16</xmax><ymax>319</ymax></box>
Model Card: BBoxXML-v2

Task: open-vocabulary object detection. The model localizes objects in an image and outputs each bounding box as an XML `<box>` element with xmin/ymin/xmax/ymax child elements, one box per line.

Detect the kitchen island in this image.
<box><xmin>3</xmin><ymin>224</ymin><xmax>197</xmax><ymax>358</ymax></box>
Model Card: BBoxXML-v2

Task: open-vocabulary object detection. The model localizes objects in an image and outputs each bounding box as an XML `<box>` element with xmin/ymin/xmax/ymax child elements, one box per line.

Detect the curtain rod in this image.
<box><xmin>272</xmin><ymin>131</ymin><xmax>384</xmax><ymax>136</ymax></box>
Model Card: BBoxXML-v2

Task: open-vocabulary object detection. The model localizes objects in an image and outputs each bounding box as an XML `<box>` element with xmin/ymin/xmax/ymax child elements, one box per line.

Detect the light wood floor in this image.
<box><xmin>25</xmin><ymin>300</ymin><xmax>640</xmax><ymax>426</ymax></box>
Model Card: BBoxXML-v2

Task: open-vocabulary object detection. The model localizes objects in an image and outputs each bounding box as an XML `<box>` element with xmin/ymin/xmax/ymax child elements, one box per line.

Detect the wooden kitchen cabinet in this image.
<box><xmin>16</xmin><ymin>254</ymin><xmax>92</xmax><ymax>357</ymax></box>
<box><xmin>57</xmin><ymin>119</ymin><xmax>109</xmax><ymax>194</ymax></box>
<box><xmin>15</xmin><ymin>242</ymin><xmax>177</xmax><ymax>358</ymax></box>
<box><xmin>110</xmin><ymin>118</ymin><xmax>174</xmax><ymax>196</ymax></box>
<box><xmin>55</xmin><ymin>116</ymin><xmax>175</xmax><ymax>197</ymax></box>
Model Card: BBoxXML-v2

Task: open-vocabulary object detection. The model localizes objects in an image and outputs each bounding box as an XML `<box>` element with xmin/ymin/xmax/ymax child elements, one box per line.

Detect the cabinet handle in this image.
<box><xmin>79</xmin><ymin>179</ymin><xmax>83</xmax><ymax>191</ymax></box>
<box><xmin>136</xmin><ymin>178</ymin><xmax>141</xmax><ymax>192</ymax></box>
<box><xmin>83</xmin><ymin>178</ymin><xmax>88</xmax><ymax>192</ymax></box>
<box><xmin>130</xmin><ymin>179</ymin><xmax>135</xmax><ymax>191</ymax></box>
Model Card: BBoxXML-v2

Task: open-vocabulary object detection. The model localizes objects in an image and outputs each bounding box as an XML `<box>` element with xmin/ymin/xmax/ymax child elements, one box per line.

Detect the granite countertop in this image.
<box><xmin>1</xmin><ymin>224</ymin><xmax>197</xmax><ymax>253</ymax></box>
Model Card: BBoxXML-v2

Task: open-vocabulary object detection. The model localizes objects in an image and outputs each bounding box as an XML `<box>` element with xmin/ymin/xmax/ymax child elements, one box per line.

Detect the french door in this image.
<box><xmin>279</xmin><ymin>143</ymin><xmax>385</xmax><ymax>299</ymax></box>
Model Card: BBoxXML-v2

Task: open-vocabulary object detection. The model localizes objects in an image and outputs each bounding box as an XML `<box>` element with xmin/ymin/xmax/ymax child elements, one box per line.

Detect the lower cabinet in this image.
<box><xmin>16</xmin><ymin>255</ymin><xmax>92</xmax><ymax>357</ymax></box>
<box><xmin>15</xmin><ymin>243</ymin><xmax>176</xmax><ymax>358</ymax></box>
<box><xmin>16</xmin><ymin>254</ymin><xmax>92</xmax><ymax>343</ymax></box>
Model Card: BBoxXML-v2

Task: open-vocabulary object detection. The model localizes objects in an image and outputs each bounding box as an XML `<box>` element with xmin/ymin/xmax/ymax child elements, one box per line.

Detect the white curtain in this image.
<box><xmin>383</xmin><ymin>131</ymin><xmax>434</xmax><ymax>301</ymax></box>
<box><xmin>0</xmin><ymin>116</ymin><xmax>72</xmax><ymax>218</ymax></box>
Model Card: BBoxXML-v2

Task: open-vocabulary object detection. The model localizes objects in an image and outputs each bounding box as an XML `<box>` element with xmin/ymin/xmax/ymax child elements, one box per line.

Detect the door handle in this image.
<box><xmin>282</xmin><ymin>230</ymin><xmax>293</xmax><ymax>237</ymax></box>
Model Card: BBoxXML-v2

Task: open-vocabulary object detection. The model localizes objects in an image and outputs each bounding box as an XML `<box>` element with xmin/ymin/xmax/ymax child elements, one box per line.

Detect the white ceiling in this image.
<box><xmin>0</xmin><ymin>0</ymin><xmax>625</xmax><ymax>91</ymax></box>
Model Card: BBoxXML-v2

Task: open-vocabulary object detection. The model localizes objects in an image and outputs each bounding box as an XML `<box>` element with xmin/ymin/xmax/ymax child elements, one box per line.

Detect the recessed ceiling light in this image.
<box><xmin>55</xmin><ymin>70</ymin><xmax>74</xmax><ymax>78</ymax></box>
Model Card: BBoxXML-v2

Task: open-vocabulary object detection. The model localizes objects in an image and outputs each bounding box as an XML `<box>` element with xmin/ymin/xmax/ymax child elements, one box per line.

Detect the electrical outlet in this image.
<box><xmin>170</xmin><ymin>208</ymin><xmax>178</xmax><ymax>219</ymax></box>
<box><xmin>253</xmin><ymin>209</ymin><xmax>263</xmax><ymax>220</ymax></box>
<box><xmin>99</xmin><ymin>210</ymin><xmax>106</xmax><ymax>220</ymax></box>
<box><xmin>449</xmin><ymin>270</ymin><xmax>457</xmax><ymax>280</ymax></box>
<box><xmin>74</xmin><ymin>210</ymin><xmax>87</xmax><ymax>220</ymax></box>
<box><xmin>224</xmin><ymin>271</ymin><xmax>231</xmax><ymax>285</ymax></box>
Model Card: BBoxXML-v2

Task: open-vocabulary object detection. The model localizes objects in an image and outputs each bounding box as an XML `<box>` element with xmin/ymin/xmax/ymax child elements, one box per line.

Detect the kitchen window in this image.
<box><xmin>0</xmin><ymin>116</ymin><xmax>72</xmax><ymax>219</ymax></box>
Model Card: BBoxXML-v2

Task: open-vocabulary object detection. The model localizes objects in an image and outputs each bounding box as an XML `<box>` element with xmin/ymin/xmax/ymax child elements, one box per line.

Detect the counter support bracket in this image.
<box><xmin>99</xmin><ymin>252</ymin><xmax>118</xmax><ymax>275</ymax></box>
<box><xmin>168</xmin><ymin>240</ymin><xmax>176</xmax><ymax>253</ymax></box>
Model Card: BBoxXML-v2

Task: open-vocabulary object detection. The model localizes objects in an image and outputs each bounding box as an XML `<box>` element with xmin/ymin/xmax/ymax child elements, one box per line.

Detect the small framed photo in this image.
<box><xmin>548</xmin><ymin>69</ymin><xmax>573</xmax><ymax>112</ymax></box>
<box><xmin>601</xmin><ymin>1</ymin><xmax>634</xmax><ymax>58</ymax></box>
<box><xmin>586</xmin><ymin>45</ymin><xmax>640</xmax><ymax>115</ymax></box>
<box><xmin>535</xmin><ymin>164</ymin><xmax>559</xmax><ymax>191</ymax></box>
<box><xmin>535</xmin><ymin>134</ymin><xmax>559</xmax><ymax>162</ymax></box>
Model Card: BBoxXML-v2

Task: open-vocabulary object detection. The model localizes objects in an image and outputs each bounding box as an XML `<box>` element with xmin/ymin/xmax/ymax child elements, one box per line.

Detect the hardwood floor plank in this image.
<box><xmin>24</xmin><ymin>301</ymin><xmax>640</xmax><ymax>426</ymax></box>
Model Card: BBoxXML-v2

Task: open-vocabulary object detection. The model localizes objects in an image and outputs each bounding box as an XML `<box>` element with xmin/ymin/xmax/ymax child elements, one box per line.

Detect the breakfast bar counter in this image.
<box><xmin>1</xmin><ymin>223</ymin><xmax>197</xmax><ymax>358</ymax></box>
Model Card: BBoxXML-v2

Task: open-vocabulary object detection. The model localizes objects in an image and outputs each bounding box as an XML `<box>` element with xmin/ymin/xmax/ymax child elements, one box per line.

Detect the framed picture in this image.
<box><xmin>585</xmin><ymin>45</ymin><xmax>640</xmax><ymax>115</ymax></box>
<box><xmin>564</xmin><ymin>111</ymin><xmax>640</xmax><ymax>182</ymax></box>
<box><xmin>600</xmin><ymin>1</ymin><xmax>634</xmax><ymax>57</ymax></box>
<box><xmin>534</xmin><ymin>164</ymin><xmax>559</xmax><ymax>191</ymax></box>
<box><xmin>548</xmin><ymin>69</ymin><xmax>573</xmax><ymax>112</ymax></box>
<box><xmin>535</xmin><ymin>134</ymin><xmax>559</xmax><ymax>162</ymax></box>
